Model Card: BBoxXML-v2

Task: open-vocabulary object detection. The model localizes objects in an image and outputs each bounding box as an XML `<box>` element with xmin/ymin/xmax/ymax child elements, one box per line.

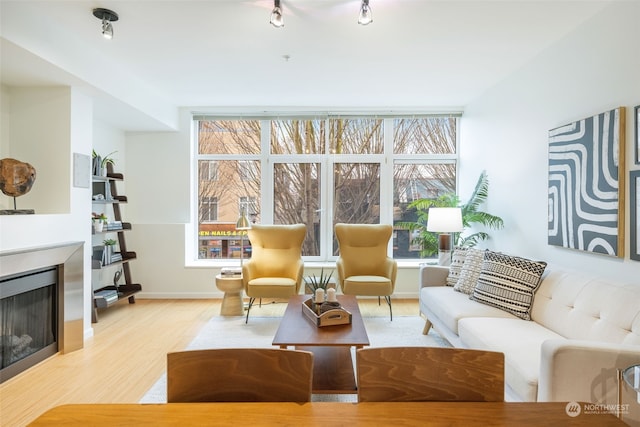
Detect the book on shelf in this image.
<box><xmin>106</xmin><ymin>221</ymin><xmax>123</xmax><ymax>230</ymax></box>
<box><xmin>92</xmin><ymin>245</ymin><xmax>105</xmax><ymax>267</ymax></box>
<box><xmin>94</xmin><ymin>289</ymin><xmax>118</xmax><ymax>304</ymax></box>
<box><xmin>221</xmin><ymin>267</ymin><xmax>242</xmax><ymax>277</ymax></box>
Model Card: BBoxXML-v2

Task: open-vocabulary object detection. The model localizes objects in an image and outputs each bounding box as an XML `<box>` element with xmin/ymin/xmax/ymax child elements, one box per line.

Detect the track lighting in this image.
<box><xmin>358</xmin><ymin>0</ymin><xmax>373</xmax><ymax>25</ymax></box>
<box><xmin>93</xmin><ymin>8</ymin><xmax>119</xmax><ymax>39</ymax></box>
<box><xmin>270</xmin><ymin>0</ymin><xmax>284</xmax><ymax>28</ymax></box>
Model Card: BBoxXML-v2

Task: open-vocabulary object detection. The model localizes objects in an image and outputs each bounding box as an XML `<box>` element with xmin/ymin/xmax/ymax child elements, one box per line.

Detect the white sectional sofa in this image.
<box><xmin>419</xmin><ymin>262</ymin><xmax>640</xmax><ymax>407</ymax></box>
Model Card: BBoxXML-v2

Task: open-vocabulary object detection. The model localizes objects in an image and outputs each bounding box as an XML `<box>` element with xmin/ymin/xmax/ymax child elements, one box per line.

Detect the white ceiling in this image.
<box><xmin>0</xmin><ymin>0</ymin><xmax>613</xmax><ymax>131</ymax></box>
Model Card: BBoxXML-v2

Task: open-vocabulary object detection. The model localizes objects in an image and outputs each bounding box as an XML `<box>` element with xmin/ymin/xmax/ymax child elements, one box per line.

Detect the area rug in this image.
<box><xmin>140</xmin><ymin>315</ymin><xmax>449</xmax><ymax>403</ymax></box>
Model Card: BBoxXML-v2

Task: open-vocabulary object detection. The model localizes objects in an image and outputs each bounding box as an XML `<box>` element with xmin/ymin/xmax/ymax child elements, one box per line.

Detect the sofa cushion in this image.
<box><xmin>420</xmin><ymin>286</ymin><xmax>517</xmax><ymax>335</ymax></box>
<box><xmin>453</xmin><ymin>248</ymin><xmax>485</xmax><ymax>294</ymax></box>
<box><xmin>470</xmin><ymin>251</ymin><xmax>547</xmax><ymax>320</ymax></box>
<box><xmin>446</xmin><ymin>247</ymin><xmax>468</xmax><ymax>286</ymax></box>
<box><xmin>458</xmin><ymin>317</ymin><xmax>565</xmax><ymax>402</ymax></box>
<box><xmin>531</xmin><ymin>269</ymin><xmax>640</xmax><ymax>345</ymax></box>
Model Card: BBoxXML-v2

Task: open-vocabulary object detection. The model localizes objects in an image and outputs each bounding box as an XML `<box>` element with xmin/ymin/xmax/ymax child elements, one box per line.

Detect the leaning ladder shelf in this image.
<box><xmin>91</xmin><ymin>163</ymin><xmax>142</xmax><ymax>323</ymax></box>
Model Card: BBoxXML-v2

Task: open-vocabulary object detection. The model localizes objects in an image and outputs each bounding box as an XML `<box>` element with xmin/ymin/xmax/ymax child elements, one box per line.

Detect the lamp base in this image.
<box><xmin>437</xmin><ymin>250</ymin><xmax>452</xmax><ymax>266</ymax></box>
<box><xmin>437</xmin><ymin>233</ymin><xmax>453</xmax><ymax>266</ymax></box>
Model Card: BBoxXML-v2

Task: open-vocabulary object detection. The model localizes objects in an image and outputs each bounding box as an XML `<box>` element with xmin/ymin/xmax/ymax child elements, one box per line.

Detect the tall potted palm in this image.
<box><xmin>398</xmin><ymin>171</ymin><xmax>504</xmax><ymax>257</ymax></box>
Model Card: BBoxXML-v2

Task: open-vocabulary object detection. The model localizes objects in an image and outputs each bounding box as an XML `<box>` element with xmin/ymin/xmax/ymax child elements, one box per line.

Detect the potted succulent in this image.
<box><xmin>103</xmin><ymin>239</ymin><xmax>117</xmax><ymax>265</ymax></box>
<box><xmin>92</xmin><ymin>213</ymin><xmax>108</xmax><ymax>233</ymax></box>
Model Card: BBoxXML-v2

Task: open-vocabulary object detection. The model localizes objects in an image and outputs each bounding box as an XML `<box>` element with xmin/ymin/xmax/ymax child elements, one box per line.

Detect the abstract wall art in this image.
<box><xmin>635</xmin><ymin>105</ymin><xmax>640</xmax><ymax>165</ymax></box>
<box><xmin>548</xmin><ymin>107</ymin><xmax>625</xmax><ymax>257</ymax></box>
<box><xmin>631</xmin><ymin>170</ymin><xmax>640</xmax><ymax>261</ymax></box>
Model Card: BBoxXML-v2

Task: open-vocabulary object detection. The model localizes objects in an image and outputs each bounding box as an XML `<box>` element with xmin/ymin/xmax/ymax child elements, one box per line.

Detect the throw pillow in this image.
<box><xmin>446</xmin><ymin>247</ymin><xmax>468</xmax><ymax>286</ymax></box>
<box><xmin>453</xmin><ymin>248</ymin><xmax>485</xmax><ymax>294</ymax></box>
<box><xmin>470</xmin><ymin>250</ymin><xmax>547</xmax><ymax>320</ymax></box>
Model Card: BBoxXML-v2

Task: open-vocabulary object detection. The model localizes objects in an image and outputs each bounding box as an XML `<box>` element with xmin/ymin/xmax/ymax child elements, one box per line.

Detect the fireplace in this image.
<box><xmin>0</xmin><ymin>242</ymin><xmax>84</xmax><ymax>383</ymax></box>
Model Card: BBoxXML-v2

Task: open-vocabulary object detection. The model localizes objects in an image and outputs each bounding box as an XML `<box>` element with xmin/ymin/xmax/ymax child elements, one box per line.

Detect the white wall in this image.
<box><xmin>461</xmin><ymin>1</ymin><xmax>640</xmax><ymax>282</ymax></box>
<box><xmin>1</xmin><ymin>87</ymin><xmax>71</xmax><ymax>213</ymax></box>
<box><xmin>0</xmin><ymin>87</ymin><xmax>95</xmax><ymax>337</ymax></box>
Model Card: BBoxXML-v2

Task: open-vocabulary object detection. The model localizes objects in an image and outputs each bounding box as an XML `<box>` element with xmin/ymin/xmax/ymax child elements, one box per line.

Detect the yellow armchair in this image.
<box><xmin>242</xmin><ymin>224</ymin><xmax>306</xmax><ymax>322</ymax></box>
<box><xmin>335</xmin><ymin>223</ymin><xmax>397</xmax><ymax>320</ymax></box>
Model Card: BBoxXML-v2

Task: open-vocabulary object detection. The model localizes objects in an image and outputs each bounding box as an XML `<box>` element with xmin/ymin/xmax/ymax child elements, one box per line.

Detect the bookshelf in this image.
<box><xmin>91</xmin><ymin>163</ymin><xmax>142</xmax><ymax>322</ymax></box>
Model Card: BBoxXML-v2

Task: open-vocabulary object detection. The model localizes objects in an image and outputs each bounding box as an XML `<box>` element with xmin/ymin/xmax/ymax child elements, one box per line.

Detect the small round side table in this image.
<box><xmin>215</xmin><ymin>274</ymin><xmax>244</xmax><ymax>316</ymax></box>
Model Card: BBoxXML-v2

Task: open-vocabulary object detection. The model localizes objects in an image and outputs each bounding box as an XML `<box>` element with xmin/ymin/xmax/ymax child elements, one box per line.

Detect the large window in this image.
<box><xmin>195</xmin><ymin>115</ymin><xmax>458</xmax><ymax>261</ymax></box>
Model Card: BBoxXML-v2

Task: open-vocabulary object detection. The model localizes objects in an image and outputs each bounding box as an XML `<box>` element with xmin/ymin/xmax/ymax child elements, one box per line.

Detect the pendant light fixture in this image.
<box><xmin>358</xmin><ymin>0</ymin><xmax>373</xmax><ymax>25</ymax></box>
<box><xmin>93</xmin><ymin>8</ymin><xmax>119</xmax><ymax>39</ymax></box>
<box><xmin>270</xmin><ymin>0</ymin><xmax>284</xmax><ymax>28</ymax></box>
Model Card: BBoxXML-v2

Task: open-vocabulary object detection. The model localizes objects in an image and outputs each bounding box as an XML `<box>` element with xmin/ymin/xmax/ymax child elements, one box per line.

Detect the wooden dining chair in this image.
<box><xmin>356</xmin><ymin>346</ymin><xmax>504</xmax><ymax>402</ymax></box>
<box><xmin>167</xmin><ymin>348</ymin><xmax>314</xmax><ymax>402</ymax></box>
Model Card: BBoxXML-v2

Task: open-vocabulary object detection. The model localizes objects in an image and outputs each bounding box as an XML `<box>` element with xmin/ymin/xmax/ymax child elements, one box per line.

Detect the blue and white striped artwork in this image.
<box><xmin>548</xmin><ymin>107</ymin><xmax>625</xmax><ymax>257</ymax></box>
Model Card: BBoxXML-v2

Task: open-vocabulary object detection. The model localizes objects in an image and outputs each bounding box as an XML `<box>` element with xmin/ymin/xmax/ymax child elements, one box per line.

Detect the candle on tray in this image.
<box><xmin>327</xmin><ymin>287</ymin><xmax>337</xmax><ymax>302</ymax></box>
<box><xmin>315</xmin><ymin>288</ymin><xmax>325</xmax><ymax>304</ymax></box>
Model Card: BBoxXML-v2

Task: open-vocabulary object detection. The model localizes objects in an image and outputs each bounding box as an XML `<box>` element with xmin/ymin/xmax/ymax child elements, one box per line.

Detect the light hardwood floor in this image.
<box><xmin>0</xmin><ymin>297</ymin><xmax>418</xmax><ymax>427</ymax></box>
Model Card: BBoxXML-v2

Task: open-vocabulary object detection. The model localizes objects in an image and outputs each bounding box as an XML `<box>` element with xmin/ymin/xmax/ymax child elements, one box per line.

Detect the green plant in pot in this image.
<box><xmin>305</xmin><ymin>268</ymin><xmax>334</xmax><ymax>293</ymax></box>
<box><xmin>92</xmin><ymin>150</ymin><xmax>117</xmax><ymax>176</ymax></box>
<box><xmin>397</xmin><ymin>171</ymin><xmax>504</xmax><ymax>257</ymax></box>
<box><xmin>103</xmin><ymin>239</ymin><xmax>118</xmax><ymax>265</ymax></box>
<box><xmin>92</xmin><ymin>213</ymin><xmax>108</xmax><ymax>232</ymax></box>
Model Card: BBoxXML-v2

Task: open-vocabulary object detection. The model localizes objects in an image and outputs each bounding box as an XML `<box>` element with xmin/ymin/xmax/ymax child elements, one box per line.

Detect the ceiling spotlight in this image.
<box><xmin>358</xmin><ymin>0</ymin><xmax>373</xmax><ymax>25</ymax></box>
<box><xmin>270</xmin><ymin>0</ymin><xmax>284</xmax><ymax>28</ymax></box>
<box><xmin>93</xmin><ymin>8</ymin><xmax>119</xmax><ymax>39</ymax></box>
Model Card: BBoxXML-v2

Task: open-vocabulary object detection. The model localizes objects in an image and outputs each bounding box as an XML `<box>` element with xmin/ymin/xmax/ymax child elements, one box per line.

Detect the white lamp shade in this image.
<box><xmin>427</xmin><ymin>207</ymin><xmax>463</xmax><ymax>233</ymax></box>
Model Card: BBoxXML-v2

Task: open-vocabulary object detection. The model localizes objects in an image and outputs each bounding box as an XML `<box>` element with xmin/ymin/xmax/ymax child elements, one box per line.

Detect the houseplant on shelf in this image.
<box><xmin>103</xmin><ymin>238</ymin><xmax>117</xmax><ymax>265</ymax></box>
<box><xmin>92</xmin><ymin>150</ymin><xmax>117</xmax><ymax>176</ymax></box>
<box><xmin>92</xmin><ymin>213</ymin><xmax>108</xmax><ymax>233</ymax></box>
<box><xmin>397</xmin><ymin>171</ymin><xmax>504</xmax><ymax>257</ymax></box>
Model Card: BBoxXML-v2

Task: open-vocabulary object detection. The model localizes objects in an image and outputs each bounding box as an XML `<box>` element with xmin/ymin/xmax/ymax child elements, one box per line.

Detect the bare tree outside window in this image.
<box><xmin>195</xmin><ymin>115</ymin><xmax>458</xmax><ymax>261</ymax></box>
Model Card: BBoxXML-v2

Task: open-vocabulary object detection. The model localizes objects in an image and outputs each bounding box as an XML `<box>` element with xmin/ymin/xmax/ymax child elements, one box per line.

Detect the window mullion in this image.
<box><xmin>261</xmin><ymin>120</ymin><xmax>273</xmax><ymax>224</ymax></box>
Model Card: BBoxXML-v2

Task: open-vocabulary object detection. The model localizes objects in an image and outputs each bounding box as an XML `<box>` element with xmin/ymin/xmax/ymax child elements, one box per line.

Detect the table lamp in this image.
<box><xmin>236</xmin><ymin>208</ymin><xmax>251</xmax><ymax>267</ymax></box>
<box><xmin>427</xmin><ymin>207</ymin><xmax>463</xmax><ymax>266</ymax></box>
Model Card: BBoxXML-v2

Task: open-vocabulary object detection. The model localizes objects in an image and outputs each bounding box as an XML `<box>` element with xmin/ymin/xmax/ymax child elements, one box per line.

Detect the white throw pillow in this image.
<box><xmin>446</xmin><ymin>247</ymin><xmax>468</xmax><ymax>286</ymax></box>
<box><xmin>453</xmin><ymin>248</ymin><xmax>485</xmax><ymax>294</ymax></box>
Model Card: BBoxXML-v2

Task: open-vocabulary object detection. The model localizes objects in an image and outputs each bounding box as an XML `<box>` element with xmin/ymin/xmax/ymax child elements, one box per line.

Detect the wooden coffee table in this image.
<box><xmin>272</xmin><ymin>294</ymin><xmax>369</xmax><ymax>394</ymax></box>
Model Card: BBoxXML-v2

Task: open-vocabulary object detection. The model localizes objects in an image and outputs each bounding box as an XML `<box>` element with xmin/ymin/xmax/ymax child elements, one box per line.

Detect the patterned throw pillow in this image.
<box><xmin>470</xmin><ymin>251</ymin><xmax>547</xmax><ymax>320</ymax></box>
<box><xmin>453</xmin><ymin>248</ymin><xmax>485</xmax><ymax>294</ymax></box>
<box><xmin>446</xmin><ymin>247</ymin><xmax>468</xmax><ymax>286</ymax></box>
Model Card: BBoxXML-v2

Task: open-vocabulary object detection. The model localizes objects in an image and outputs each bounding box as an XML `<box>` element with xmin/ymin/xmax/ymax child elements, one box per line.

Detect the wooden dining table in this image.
<box><xmin>30</xmin><ymin>401</ymin><xmax>626</xmax><ymax>426</ymax></box>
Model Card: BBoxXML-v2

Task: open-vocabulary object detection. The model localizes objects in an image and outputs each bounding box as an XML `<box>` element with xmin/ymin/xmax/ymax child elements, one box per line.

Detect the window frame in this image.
<box><xmin>191</xmin><ymin>113</ymin><xmax>460</xmax><ymax>265</ymax></box>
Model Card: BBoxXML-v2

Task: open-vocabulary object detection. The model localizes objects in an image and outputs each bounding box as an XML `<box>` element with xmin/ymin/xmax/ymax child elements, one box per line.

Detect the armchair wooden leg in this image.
<box><xmin>245</xmin><ymin>297</ymin><xmax>256</xmax><ymax>324</ymax></box>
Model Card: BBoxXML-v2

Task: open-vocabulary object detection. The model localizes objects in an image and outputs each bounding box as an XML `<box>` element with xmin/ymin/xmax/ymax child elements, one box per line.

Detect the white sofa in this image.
<box><xmin>419</xmin><ymin>264</ymin><xmax>640</xmax><ymax>406</ymax></box>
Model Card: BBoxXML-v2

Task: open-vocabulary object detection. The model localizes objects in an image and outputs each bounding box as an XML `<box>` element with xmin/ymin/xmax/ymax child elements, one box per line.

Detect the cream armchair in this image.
<box><xmin>335</xmin><ymin>223</ymin><xmax>397</xmax><ymax>320</ymax></box>
<box><xmin>242</xmin><ymin>224</ymin><xmax>306</xmax><ymax>323</ymax></box>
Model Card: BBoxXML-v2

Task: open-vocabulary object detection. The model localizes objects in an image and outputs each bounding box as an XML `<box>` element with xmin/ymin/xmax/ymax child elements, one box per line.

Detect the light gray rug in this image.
<box><xmin>140</xmin><ymin>315</ymin><xmax>449</xmax><ymax>403</ymax></box>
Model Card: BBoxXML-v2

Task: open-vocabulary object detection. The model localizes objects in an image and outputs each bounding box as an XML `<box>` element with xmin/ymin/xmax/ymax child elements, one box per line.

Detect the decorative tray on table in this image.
<box><xmin>301</xmin><ymin>298</ymin><xmax>352</xmax><ymax>327</ymax></box>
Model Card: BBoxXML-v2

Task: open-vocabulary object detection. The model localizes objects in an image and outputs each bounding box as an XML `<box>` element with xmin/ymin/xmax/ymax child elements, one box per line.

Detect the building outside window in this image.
<box><xmin>194</xmin><ymin>114</ymin><xmax>459</xmax><ymax>261</ymax></box>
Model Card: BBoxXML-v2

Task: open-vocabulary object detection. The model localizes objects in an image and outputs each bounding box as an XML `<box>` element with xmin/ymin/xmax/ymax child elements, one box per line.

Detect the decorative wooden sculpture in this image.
<box><xmin>0</xmin><ymin>158</ymin><xmax>36</xmax><ymax>214</ymax></box>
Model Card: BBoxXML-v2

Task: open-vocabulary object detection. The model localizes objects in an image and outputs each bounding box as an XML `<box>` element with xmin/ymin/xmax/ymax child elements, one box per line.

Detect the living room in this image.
<box><xmin>1</xmin><ymin>0</ymin><xmax>639</xmax><ymax>425</ymax></box>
